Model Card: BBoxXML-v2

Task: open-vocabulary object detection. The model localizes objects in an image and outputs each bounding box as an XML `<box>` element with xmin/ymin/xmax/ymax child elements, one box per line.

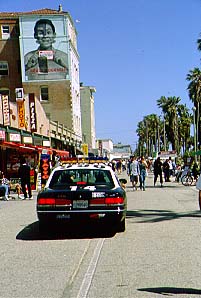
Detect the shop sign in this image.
<box><xmin>40</xmin><ymin>154</ymin><xmax>51</xmax><ymax>185</ymax></box>
<box><xmin>9</xmin><ymin>133</ymin><xmax>21</xmax><ymax>142</ymax></box>
<box><xmin>15</xmin><ymin>88</ymin><xmax>24</xmax><ymax>102</ymax></box>
<box><xmin>0</xmin><ymin>130</ymin><xmax>5</xmax><ymax>141</ymax></box>
<box><xmin>17</xmin><ymin>101</ymin><xmax>25</xmax><ymax>128</ymax></box>
<box><xmin>2</xmin><ymin>95</ymin><xmax>10</xmax><ymax>126</ymax></box>
<box><xmin>158</xmin><ymin>150</ymin><xmax>177</xmax><ymax>158</ymax></box>
<box><xmin>36</xmin><ymin>172</ymin><xmax>42</xmax><ymax>191</ymax></box>
<box><xmin>82</xmin><ymin>143</ymin><xmax>88</xmax><ymax>156</ymax></box>
<box><xmin>43</xmin><ymin>140</ymin><xmax>50</xmax><ymax>147</ymax></box>
<box><xmin>34</xmin><ymin>137</ymin><xmax>42</xmax><ymax>146</ymax></box>
<box><xmin>23</xmin><ymin>136</ymin><xmax>33</xmax><ymax>144</ymax></box>
<box><xmin>29</xmin><ymin>93</ymin><xmax>37</xmax><ymax>133</ymax></box>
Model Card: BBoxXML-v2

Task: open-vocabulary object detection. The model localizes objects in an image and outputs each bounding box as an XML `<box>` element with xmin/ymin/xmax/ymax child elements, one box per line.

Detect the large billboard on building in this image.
<box><xmin>19</xmin><ymin>16</ymin><xmax>69</xmax><ymax>82</ymax></box>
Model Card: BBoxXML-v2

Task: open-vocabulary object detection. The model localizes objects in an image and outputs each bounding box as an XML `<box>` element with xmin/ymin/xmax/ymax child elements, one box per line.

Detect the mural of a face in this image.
<box><xmin>35</xmin><ymin>23</ymin><xmax>56</xmax><ymax>50</ymax></box>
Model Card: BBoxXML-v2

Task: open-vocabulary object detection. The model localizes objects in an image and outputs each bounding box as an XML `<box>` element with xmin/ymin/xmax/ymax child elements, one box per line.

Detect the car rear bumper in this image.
<box><xmin>37</xmin><ymin>208</ymin><xmax>126</xmax><ymax>222</ymax></box>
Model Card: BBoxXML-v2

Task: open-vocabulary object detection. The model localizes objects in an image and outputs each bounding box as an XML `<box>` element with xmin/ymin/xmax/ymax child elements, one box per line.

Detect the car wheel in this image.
<box><xmin>117</xmin><ymin>218</ymin><xmax>125</xmax><ymax>232</ymax></box>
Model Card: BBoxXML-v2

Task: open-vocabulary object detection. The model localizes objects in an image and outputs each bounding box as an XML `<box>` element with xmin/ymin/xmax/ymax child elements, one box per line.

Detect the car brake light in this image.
<box><xmin>38</xmin><ymin>198</ymin><xmax>55</xmax><ymax>205</ymax></box>
<box><xmin>105</xmin><ymin>197</ymin><xmax>124</xmax><ymax>204</ymax></box>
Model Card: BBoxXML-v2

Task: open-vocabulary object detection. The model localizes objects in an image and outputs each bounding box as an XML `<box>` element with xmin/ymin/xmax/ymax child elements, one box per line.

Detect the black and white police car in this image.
<box><xmin>36</xmin><ymin>162</ymin><xmax>127</xmax><ymax>232</ymax></box>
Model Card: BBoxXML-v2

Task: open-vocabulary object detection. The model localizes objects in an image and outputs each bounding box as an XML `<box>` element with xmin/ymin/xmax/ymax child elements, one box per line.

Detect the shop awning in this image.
<box><xmin>1</xmin><ymin>141</ymin><xmax>37</xmax><ymax>152</ymax></box>
<box><xmin>52</xmin><ymin>149</ymin><xmax>69</xmax><ymax>158</ymax></box>
<box><xmin>0</xmin><ymin>141</ymin><xmax>53</xmax><ymax>154</ymax></box>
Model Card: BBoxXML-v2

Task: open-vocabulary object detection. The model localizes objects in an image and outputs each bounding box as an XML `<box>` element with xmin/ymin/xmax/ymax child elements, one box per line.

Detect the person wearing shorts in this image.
<box><xmin>129</xmin><ymin>156</ymin><xmax>140</xmax><ymax>190</ymax></box>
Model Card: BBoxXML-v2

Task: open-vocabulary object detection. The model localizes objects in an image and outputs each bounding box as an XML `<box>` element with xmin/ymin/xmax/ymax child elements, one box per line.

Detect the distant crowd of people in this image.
<box><xmin>110</xmin><ymin>155</ymin><xmax>201</xmax><ymax>192</ymax></box>
<box><xmin>109</xmin><ymin>156</ymin><xmax>149</xmax><ymax>191</ymax></box>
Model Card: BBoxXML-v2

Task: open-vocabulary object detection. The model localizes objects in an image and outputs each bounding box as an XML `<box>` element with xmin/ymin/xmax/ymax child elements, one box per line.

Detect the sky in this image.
<box><xmin>1</xmin><ymin>0</ymin><xmax>201</xmax><ymax>150</ymax></box>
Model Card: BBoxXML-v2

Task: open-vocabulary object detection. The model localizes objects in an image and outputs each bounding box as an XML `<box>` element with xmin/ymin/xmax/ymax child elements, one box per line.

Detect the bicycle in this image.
<box><xmin>181</xmin><ymin>170</ymin><xmax>193</xmax><ymax>186</ymax></box>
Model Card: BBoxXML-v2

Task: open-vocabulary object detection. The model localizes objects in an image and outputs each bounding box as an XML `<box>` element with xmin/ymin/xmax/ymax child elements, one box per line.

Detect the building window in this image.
<box><xmin>0</xmin><ymin>62</ymin><xmax>9</xmax><ymax>76</ymax></box>
<box><xmin>1</xmin><ymin>25</ymin><xmax>10</xmax><ymax>39</ymax></box>
<box><xmin>40</xmin><ymin>86</ymin><xmax>49</xmax><ymax>101</ymax></box>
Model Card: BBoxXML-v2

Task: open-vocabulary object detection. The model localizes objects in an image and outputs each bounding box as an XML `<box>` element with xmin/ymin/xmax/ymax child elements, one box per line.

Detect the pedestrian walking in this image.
<box><xmin>153</xmin><ymin>157</ymin><xmax>163</xmax><ymax>187</ymax></box>
<box><xmin>18</xmin><ymin>157</ymin><xmax>32</xmax><ymax>200</ymax></box>
<box><xmin>139</xmin><ymin>156</ymin><xmax>148</xmax><ymax>191</ymax></box>
<box><xmin>129</xmin><ymin>156</ymin><xmax>140</xmax><ymax>190</ymax></box>
<box><xmin>168</xmin><ymin>157</ymin><xmax>173</xmax><ymax>180</ymax></box>
<box><xmin>111</xmin><ymin>160</ymin><xmax>116</xmax><ymax>172</ymax></box>
<box><xmin>0</xmin><ymin>172</ymin><xmax>10</xmax><ymax>200</ymax></box>
<box><xmin>116</xmin><ymin>160</ymin><xmax>122</xmax><ymax>174</ymax></box>
<box><xmin>127</xmin><ymin>156</ymin><xmax>133</xmax><ymax>176</ymax></box>
<box><xmin>163</xmin><ymin>159</ymin><xmax>170</xmax><ymax>182</ymax></box>
<box><xmin>196</xmin><ymin>174</ymin><xmax>201</xmax><ymax>210</ymax></box>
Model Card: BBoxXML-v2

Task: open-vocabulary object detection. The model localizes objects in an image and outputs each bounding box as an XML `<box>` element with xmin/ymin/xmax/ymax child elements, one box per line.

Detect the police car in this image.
<box><xmin>36</xmin><ymin>162</ymin><xmax>127</xmax><ymax>232</ymax></box>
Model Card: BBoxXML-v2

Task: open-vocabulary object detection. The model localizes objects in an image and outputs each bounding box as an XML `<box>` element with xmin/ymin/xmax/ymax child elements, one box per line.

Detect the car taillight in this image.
<box><xmin>56</xmin><ymin>199</ymin><xmax>71</xmax><ymax>205</ymax></box>
<box><xmin>38</xmin><ymin>198</ymin><xmax>71</xmax><ymax>206</ymax></box>
<box><xmin>38</xmin><ymin>198</ymin><xmax>55</xmax><ymax>205</ymax></box>
<box><xmin>105</xmin><ymin>197</ymin><xmax>124</xmax><ymax>205</ymax></box>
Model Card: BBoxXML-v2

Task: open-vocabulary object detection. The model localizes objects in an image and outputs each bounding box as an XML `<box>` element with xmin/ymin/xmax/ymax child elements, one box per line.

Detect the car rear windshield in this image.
<box><xmin>49</xmin><ymin>168</ymin><xmax>115</xmax><ymax>189</ymax></box>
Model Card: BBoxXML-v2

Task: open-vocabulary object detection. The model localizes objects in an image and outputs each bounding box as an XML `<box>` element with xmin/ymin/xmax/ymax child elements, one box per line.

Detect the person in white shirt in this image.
<box><xmin>129</xmin><ymin>156</ymin><xmax>140</xmax><ymax>190</ymax></box>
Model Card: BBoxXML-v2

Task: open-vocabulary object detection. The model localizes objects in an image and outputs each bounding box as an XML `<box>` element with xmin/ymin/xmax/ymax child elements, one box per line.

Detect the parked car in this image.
<box><xmin>36</xmin><ymin>162</ymin><xmax>127</xmax><ymax>232</ymax></box>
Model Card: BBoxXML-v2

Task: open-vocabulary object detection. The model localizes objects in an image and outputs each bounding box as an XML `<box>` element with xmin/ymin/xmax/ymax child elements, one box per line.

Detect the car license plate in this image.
<box><xmin>73</xmin><ymin>200</ymin><xmax>88</xmax><ymax>209</ymax></box>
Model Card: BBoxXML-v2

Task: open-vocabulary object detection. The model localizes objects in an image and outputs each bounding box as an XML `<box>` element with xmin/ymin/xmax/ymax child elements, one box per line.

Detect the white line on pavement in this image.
<box><xmin>77</xmin><ymin>238</ymin><xmax>105</xmax><ymax>298</ymax></box>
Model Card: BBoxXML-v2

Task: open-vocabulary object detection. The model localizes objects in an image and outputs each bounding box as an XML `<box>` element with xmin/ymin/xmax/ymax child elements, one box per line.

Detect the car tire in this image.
<box><xmin>117</xmin><ymin>218</ymin><xmax>125</xmax><ymax>232</ymax></box>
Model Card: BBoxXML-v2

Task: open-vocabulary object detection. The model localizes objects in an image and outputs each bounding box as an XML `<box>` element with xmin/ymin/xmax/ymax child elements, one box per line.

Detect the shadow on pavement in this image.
<box><xmin>16</xmin><ymin>221</ymin><xmax>116</xmax><ymax>241</ymax></box>
<box><xmin>126</xmin><ymin>209</ymin><xmax>201</xmax><ymax>223</ymax></box>
<box><xmin>138</xmin><ymin>287</ymin><xmax>201</xmax><ymax>295</ymax></box>
<box><xmin>126</xmin><ymin>183</ymin><xmax>193</xmax><ymax>191</ymax></box>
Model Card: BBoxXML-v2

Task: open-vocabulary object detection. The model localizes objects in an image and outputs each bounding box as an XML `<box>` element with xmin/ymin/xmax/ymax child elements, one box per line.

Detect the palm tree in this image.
<box><xmin>186</xmin><ymin>68</ymin><xmax>201</xmax><ymax>149</ymax></box>
<box><xmin>136</xmin><ymin>120</ymin><xmax>146</xmax><ymax>156</ymax></box>
<box><xmin>136</xmin><ymin>114</ymin><xmax>162</xmax><ymax>157</ymax></box>
<box><xmin>157</xmin><ymin>96</ymin><xmax>181</xmax><ymax>153</ymax></box>
<box><xmin>197</xmin><ymin>36</ymin><xmax>201</xmax><ymax>51</ymax></box>
<box><xmin>177</xmin><ymin>104</ymin><xmax>192</xmax><ymax>154</ymax></box>
<box><xmin>186</xmin><ymin>68</ymin><xmax>201</xmax><ymax>102</ymax></box>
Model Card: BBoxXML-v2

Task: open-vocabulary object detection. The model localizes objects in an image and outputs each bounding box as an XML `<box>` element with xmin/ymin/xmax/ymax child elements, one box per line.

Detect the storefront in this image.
<box><xmin>0</xmin><ymin>127</ymin><xmax>79</xmax><ymax>189</ymax></box>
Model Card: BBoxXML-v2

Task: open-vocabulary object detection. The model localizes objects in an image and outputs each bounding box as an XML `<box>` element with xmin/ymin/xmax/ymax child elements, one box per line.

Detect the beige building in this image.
<box><xmin>0</xmin><ymin>6</ymin><xmax>82</xmax><ymax>156</ymax></box>
<box><xmin>80</xmin><ymin>84</ymin><xmax>96</xmax><ymax>151</ymax></box>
